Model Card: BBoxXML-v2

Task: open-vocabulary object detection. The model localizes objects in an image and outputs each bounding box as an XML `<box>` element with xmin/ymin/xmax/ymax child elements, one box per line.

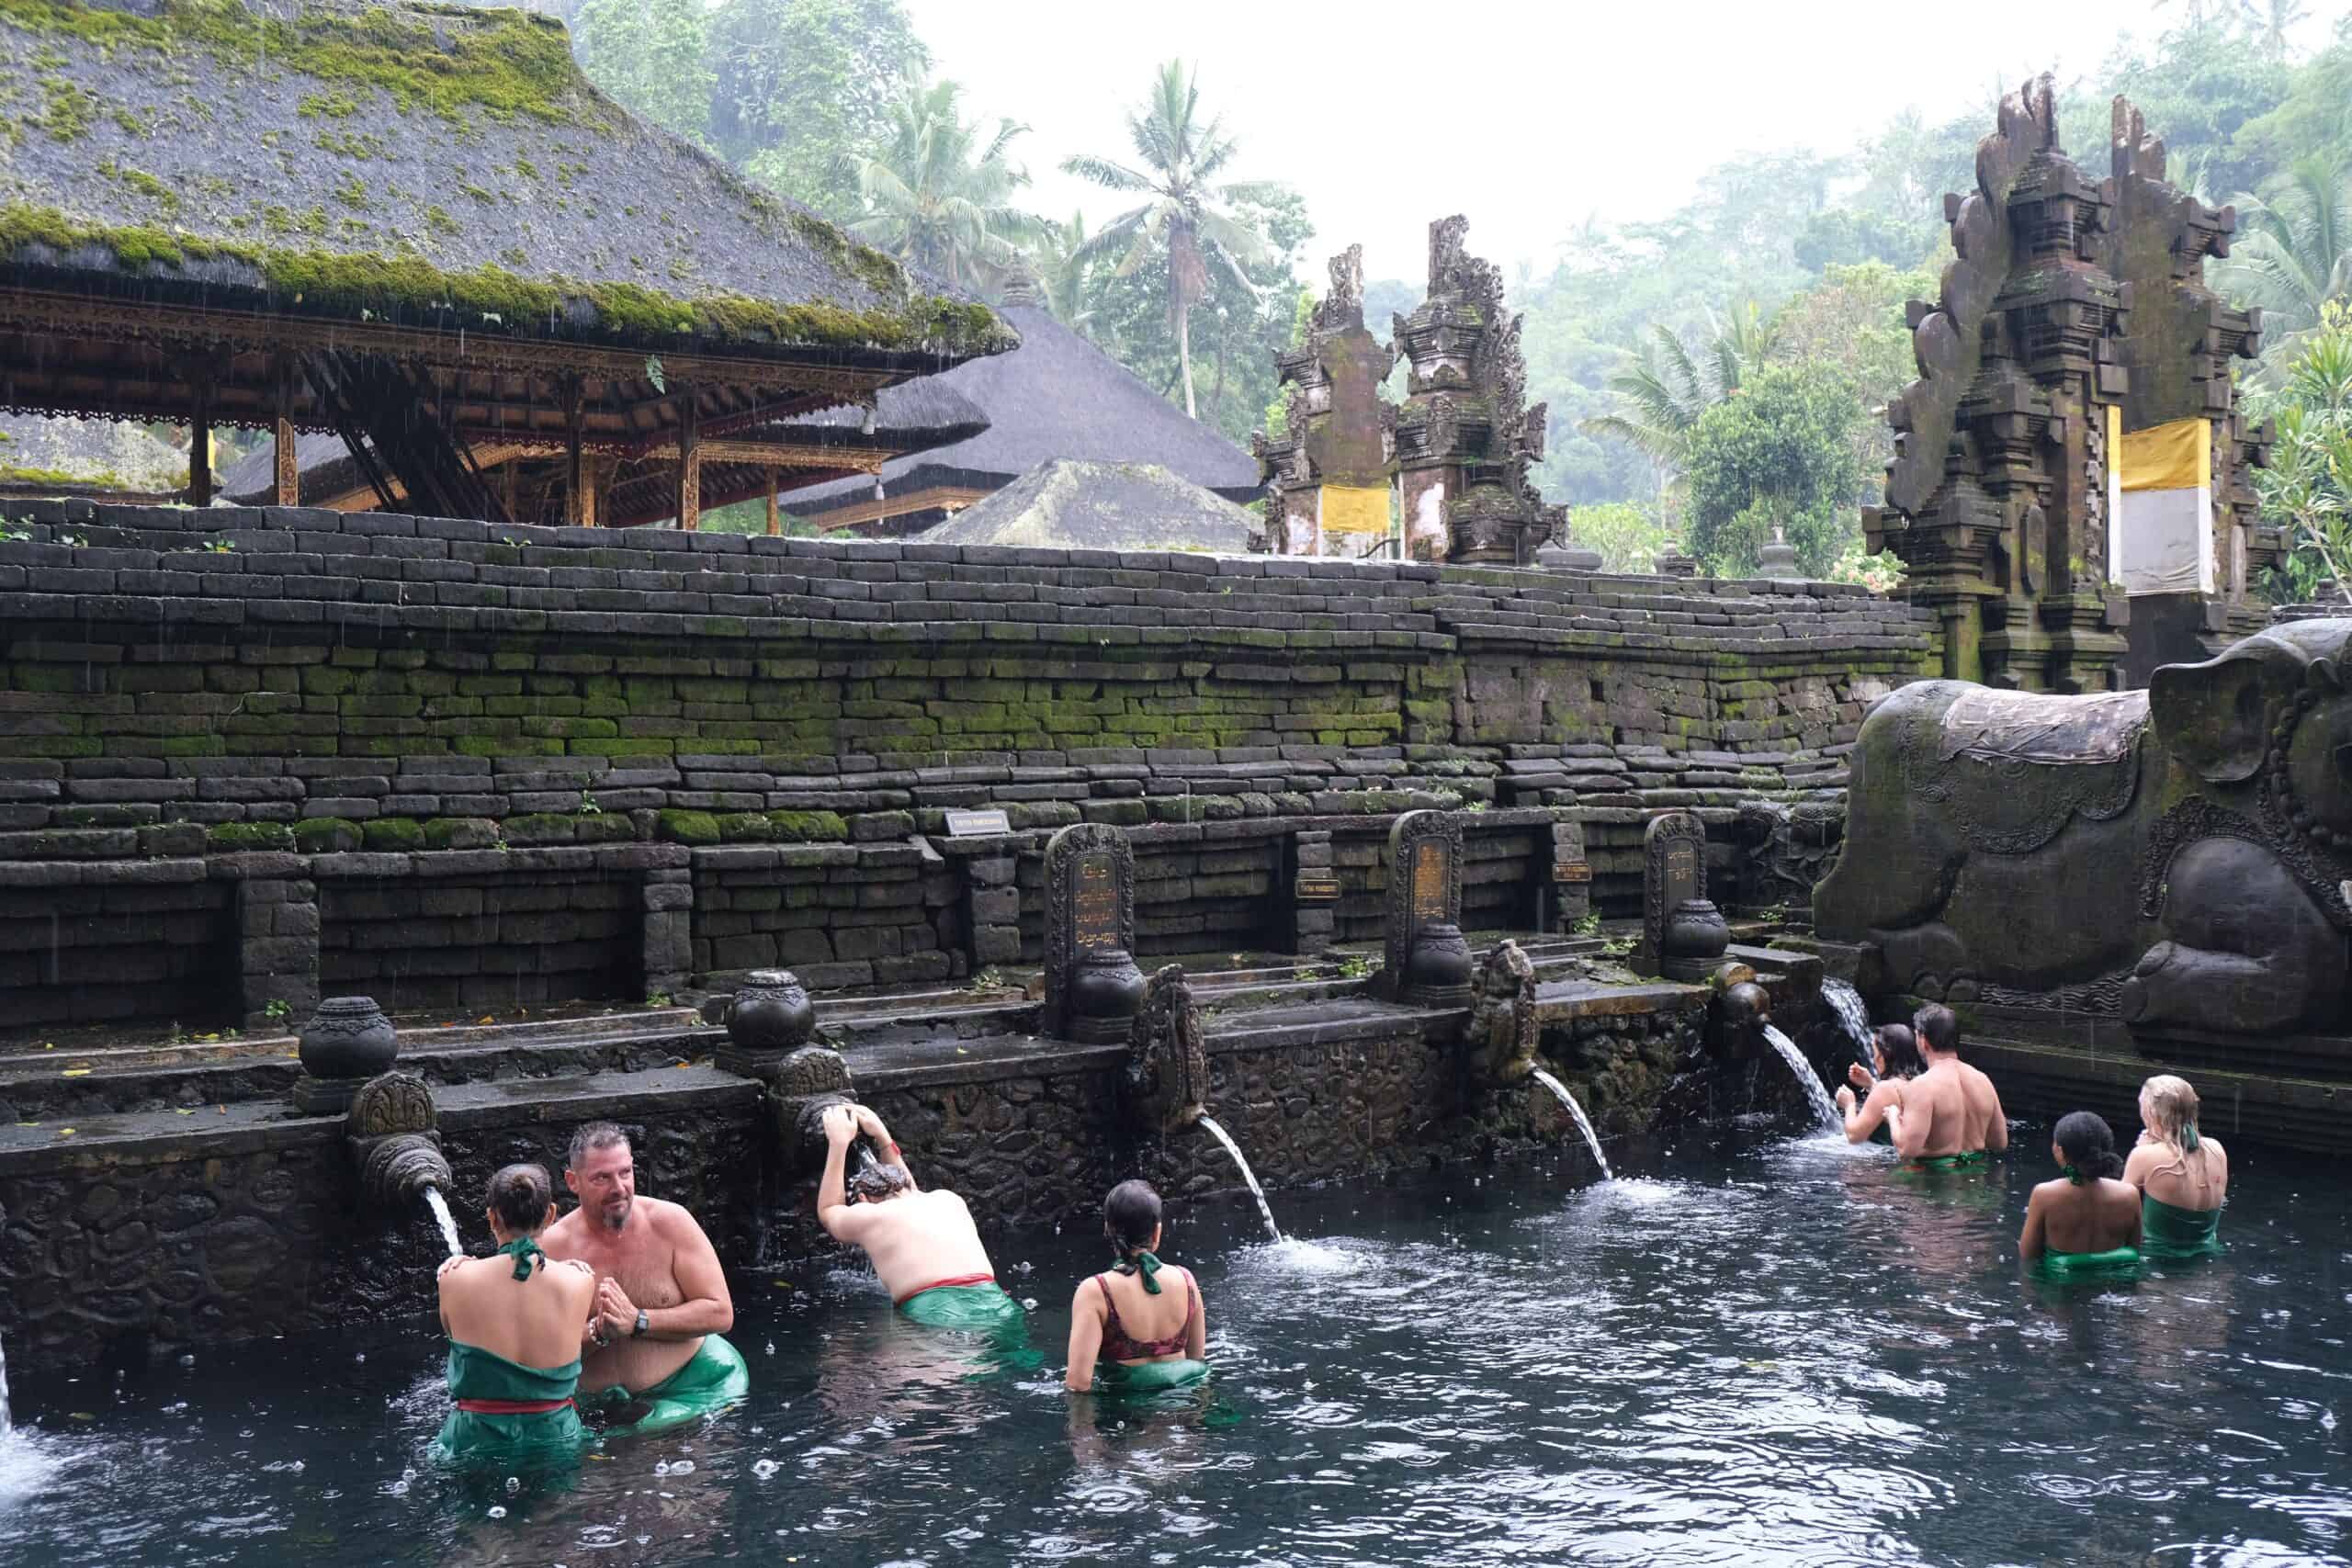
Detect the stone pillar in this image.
<box><xmin>963</xmin><ymin>854</ymin><xmax>1021</xmax><ymax>971</ymax></box>
<box><xmin>1040</xmin><ymin>823</ymin><xmax>1145</xmax><ymax>1043</ymax></box>
<box><xmin>1640</xmin><ymin>811</ymin><xmax>1726</xmax><ymax>983</ymax></box>
<box><xmin>1549</xmin><ymin>817</ymin><xmax>1591</xmax><ymax>931</ymax></box>
<box><xmin>1287</xmin><ymin>829</ymin><xmax>1337</xmax><ymax>955</ymax></box>
<box><xmin>642</xmin><ymin>856</ymin><xmax>692</xmax><ymax>999</ymax></box>
<box><xmin>237</xmin><ymin>874</ymin><xmax>320</xmax><ymax>1029</ymax></box>
<box><xmin>1383</xmin><ymin>809</ymin><xmax>1471</xmax><ymax>1007</ymax></box>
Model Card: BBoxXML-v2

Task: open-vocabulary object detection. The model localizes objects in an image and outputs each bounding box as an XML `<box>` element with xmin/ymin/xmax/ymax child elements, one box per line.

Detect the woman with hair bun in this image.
<box><xmin>2124</xmin><ymin>1074</ymin><xmax>2229</xmax><ymax>1259</ymax></box>
<box><xmin>434</xmin><ymin>1162</ymin><xmax>598</xmax><ymax>1457</ymax></box>
<box><xmin>2019</xmin><ymin>1111</ymin><xmax>2143</xmax><ymax>1278</ymax></box>
<box><xmin>1064</xmin><ymin>1179</ymin><xmax>1208</xmax><ymax>1394</ymax></box>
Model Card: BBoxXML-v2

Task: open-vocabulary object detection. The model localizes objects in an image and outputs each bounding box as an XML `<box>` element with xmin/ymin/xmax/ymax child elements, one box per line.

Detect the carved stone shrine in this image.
<box><xmin>1041</xmin><ymin>822</ymin><xmax>1147</xmax><ymax>1043</ymax></box>
<box><xmin>1641</xmin><ymin>811</ymin><xmax>1728</xmax><ymax>983</ymax></box>
<box><xmin>1384</xmin><ymin>809</ymin><xmax>1473</xmax><ymax>1007</ymax></box>
<box><xmin>1862</xmin><ymin>76</ymin><xmax>2276</xmax><ymax>693</ymax></box>
<box><xmin>1253</xmin><ymin>244</ymin><xmax>1396</xmax><ymax>558</ymax></box>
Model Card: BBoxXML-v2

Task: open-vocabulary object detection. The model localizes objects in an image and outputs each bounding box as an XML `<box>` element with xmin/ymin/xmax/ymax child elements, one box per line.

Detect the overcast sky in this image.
<box><xmin>901</xmin><ymin>0</ymin><xmax>2346</xmax><ymax>284</ymax></box>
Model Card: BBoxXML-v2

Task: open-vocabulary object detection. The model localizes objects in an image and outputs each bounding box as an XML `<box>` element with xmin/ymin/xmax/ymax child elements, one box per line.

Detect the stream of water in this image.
<box><xmin>1821</xmin><ymin>977</ymin><xmax>1875</xmax><ymax>1068</ymax></box>
<box><xmin>421</xmin><ymin>1186</ymin><xmax>464</xmax><ymax>1258</ymax></box>
<box><xmin>1763</xmin><ymin>1022</ymin><xmax>1844</xmax><ymax>1134</ymax></box>
<box><xmin>1196</xmin><ymin>1114</ymin><xmax>1283</xmax><ymax>1242</ymax></box>
<box><xmin>1530</xmin><ymin>1067</ymin><xmax>1613</xmax><ymax>1179</ymax></box>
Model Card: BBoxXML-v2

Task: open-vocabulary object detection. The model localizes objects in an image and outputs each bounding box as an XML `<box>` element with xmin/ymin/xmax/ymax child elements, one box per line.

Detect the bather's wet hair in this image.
<box><xmin>567</xmin><ymin>1122</ymin><xmax>629</xmax><ymax>1172</ymax></box>
<box><xmin>1873</xmin><ymin>1024</ymin><xmax>1926</xmax><ymax>1079</ymax></box>
<box><xmin>846</xmin><ymin>1158</ymin><xmax>911</xmax><ymax>1203</ymax></box>
<box><xmin>1103</xmin><ymin>1179</ymin><xmax>1162</xmax><ymax>1258</ymax></box>
<box><xmin>2053</xmin><ymin>1111</ymin><xmax>2126</xmax><ymax>1181</ymax></box>
<box><xmin>1912</xmin><ymin>1005</ymin><xmax>1960</xmax><ymax>1056</ymax></box>
<box><xmin>487</xmin><ymin>1163</ymin><xmax>554</xmax><ymax>1233</ymax></box>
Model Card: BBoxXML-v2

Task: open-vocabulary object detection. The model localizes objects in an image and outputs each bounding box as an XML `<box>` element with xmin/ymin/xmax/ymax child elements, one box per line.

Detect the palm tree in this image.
<box><xmin>1578</xmin><ymin>304</ymin><xmax>1779</xmax><ymax>481</ymax></box>
<box><xmin>2240</xmin><ymin>0</ymin><xmax>2309</xmax><ymax>62</ymax></box>
<box><xmin>1062</xmin><ymin>61</ymin><xmax>1283</xmax><ymax>419</ymax></box>
<box><xmin>1026</xmin><ymin>211</ymin><xmax>1101</xmax><ymax>334</ymax></box>
<box><xmin>2224</xmin><ymin>152</ymin><xmax>2352</xmax><ymax>365</ymax></box>
<box><xmin>846</xmin><ymin>78</ymin><xmax>1039</xmax><ymax>290</ymax></box>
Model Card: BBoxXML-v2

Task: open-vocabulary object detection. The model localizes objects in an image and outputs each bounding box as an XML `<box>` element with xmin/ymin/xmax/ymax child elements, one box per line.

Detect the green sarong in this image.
<box><xmin>433</xmin><ymin>1342</ymin><xmax>585</xmax><ymax>1460</ymax></box>
<box><xmin>583</xmin><ymin>1334</ymin><xmax>749</xmax><ymax>1439</ymax></box>
<box><xmin>899</xmin><ymin>1280</ymin><xmax>1029</xmax><ymax>1336</ymax></box>
<box><xmin>1093</xmin><ymin>1358</ymin><xmax>1210</xmax><ymax>1396</ymax></box>
<box><xmin>2142</xmin><ymin>1195</ymin><xmax>2223</xmax><ymax>1260</ymax></box>
<box><xmin>2035</xmin><ymin>1245</ymin><xmax>2143</xmax><ymax>1281</ymax></box>
<box><xmin>1901</xmin><ymin>1149</ymin><xmax>1989</xmax><ymax>1173</ymax></box>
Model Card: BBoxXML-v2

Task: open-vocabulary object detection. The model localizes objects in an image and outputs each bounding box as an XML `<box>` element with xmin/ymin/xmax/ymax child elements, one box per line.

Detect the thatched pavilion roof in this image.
<box><xmin>789</xmin><ymin>304</ymin><xmax>1260</xmax><ymax>530</ymax></box>
<box><xmin>220</xmin><ymin>378</ymin><xmax>989</xmax><ymax>524</ymax></box>
<box><xmin>915</xmin><ymin>459</ymin><xmax>1258</xmax><ymax>552</ymax></box>
<box><xmin>0</xmin><ymin>0</ymin><xmax>1012</xmax><ymax>466</ymax></box>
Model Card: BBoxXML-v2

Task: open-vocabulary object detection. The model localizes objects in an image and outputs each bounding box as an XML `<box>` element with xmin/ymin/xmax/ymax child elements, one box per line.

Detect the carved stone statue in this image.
<box><xmin>1123</xmin><ymin>964</ymin><xmax>1208</xmax><ymax>1137</ymax></box>
<box><xmin>1815</xmin><ymin>619</ymin><xmax>2352</xmax><ymax>1042</ymax></box>
<box><xmin>1733</xmin><ymin>798</ymin><xmax>1847</xmax><ymax>911</ymax></box>
<box><xmin>1463</xmin><ymin>939</ymin><xmax>1539</xmax><ymax>1086</ymax></box>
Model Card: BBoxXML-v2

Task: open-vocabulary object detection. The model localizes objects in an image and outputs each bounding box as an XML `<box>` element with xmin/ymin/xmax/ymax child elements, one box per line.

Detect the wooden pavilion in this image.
<box><xmin>0</xmin><ymin>0</ymin><xmax>1012</xmax><ymax>526</ymax></box>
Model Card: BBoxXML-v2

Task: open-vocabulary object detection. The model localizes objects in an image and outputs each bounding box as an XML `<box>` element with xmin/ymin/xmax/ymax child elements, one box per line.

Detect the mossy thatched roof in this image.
<box><xmin>917</xmin><ymin>458</ymin><xmax>1257</xmax><ymax>552</ymax></box>
<box><xmin>0</xmin><ymin>411</ymin><xmax>192</xmax><ymax>493</ymax></box>
<box><xmin>791</xmin><ymin>304</ymin><xmax>1259</xmax><ymax>525</ymax></box>
<box><xmin>0</xmin><ymin>0</ymin><xmax>1011</xmax><ymax>367</ymax></box>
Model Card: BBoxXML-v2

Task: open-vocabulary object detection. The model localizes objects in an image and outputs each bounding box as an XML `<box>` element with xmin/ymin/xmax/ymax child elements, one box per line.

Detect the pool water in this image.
<box><xmin>3</xmin><ymin>1122</ymin><xmax>2346</xmax><ymax>1566</ymax></box>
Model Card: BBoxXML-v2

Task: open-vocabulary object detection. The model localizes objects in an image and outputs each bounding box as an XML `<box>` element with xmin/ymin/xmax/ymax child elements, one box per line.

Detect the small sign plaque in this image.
<box><xmin>1074</xmin><ymin>855</ymin><xmax>1120</xmax><ymax>952</ymax></box>
<box><xmin>1295</xmin><ymin>873</ymin><xmax>1340</xmax><ymax>901</ymax></box>
<box><xmin>944</xmin><ymin>808</ymin><xmax>1012</xmax><ymax>837</ymax></box>
<box><xmin>1554</xmin><ymin>861</ymin><xmax>1592</xmax><ymax>885</ymax></box>
<box><xmin>1410</xmin><ymin>840</ymin><xmax>1449</xmax><ymax>922</ymax></box>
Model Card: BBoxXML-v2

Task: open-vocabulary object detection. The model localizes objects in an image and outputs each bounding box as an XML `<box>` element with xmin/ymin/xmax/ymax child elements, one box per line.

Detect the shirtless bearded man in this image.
<box><xmin>541</xmin><ymin>1122</ymin><xmax>748</xmax><ymax>1434</ymax></box>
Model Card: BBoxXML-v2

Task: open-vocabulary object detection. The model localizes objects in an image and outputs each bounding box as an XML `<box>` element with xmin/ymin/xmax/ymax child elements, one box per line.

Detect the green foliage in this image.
<box><xmin>1682</xmin><ymin>364</ymin><xmax>1861</xmax><ymax>577</ymax></box>
<box><xmin>1572</xmin><ymin>912</ymin><xmax>1601</xmax><ymax>937</ymax></box>
<box><xmin>2251</xmin><ymin>300</ymin><xmax>2352</xmax><ymax>604</ymax></box>
<box><xmin>843</xmin><ymin>77</ymin><xmax>1037</xmax><ymax>291</ymax></box>
<box><xmin>1562</xmin><ymin>502</ymin><xmax>1670</xmax><ymax>575</ymax></box>
<box><xmin>2222</xmin><ymin>150</ymin><xmax>2352</xmax><ymax>365</ymax></box>
<box><xmin>715</xmin><ymin>0</ymin><xmax>925</xmax><ymax>221</ymax></box>
<box><xmin>571</xmin><ymin>0</ymin><xmax>712</xmax><ymax>141</ymax></box>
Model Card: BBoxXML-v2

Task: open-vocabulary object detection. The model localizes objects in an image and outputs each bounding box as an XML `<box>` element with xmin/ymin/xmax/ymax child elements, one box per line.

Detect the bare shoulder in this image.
<box><xmin>2024</xmin><ymin>1179</ymin><xmax>2058</xmax><ymax>1208</ymax></box>
<box><xmin>644</xmin><ymin>1196</ymin><xmax>710</xmax><ymax>1238</ymax></box>
<box><xmin>1070</xmin><ymin>1274</ymin><xmax>1102</xmax><ymax>1308</ymax></box>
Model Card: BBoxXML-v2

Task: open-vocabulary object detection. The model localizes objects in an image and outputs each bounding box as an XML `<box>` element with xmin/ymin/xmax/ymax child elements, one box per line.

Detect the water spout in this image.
<box><xmin>1820</xmin><ymin>979</ymin><xmax>1874</xmax><ymax>1071</ymax></box>
<box><xmin>421</xmin><ymin>1184</ymin><xmax>463</xmax><ymax>1258</ymax></box>
<box><xmin>1529</xmin><ymin>1068</ymin><xmax>1612</xmax><ymax>1179</ymax></box>
<box><xmin>1</xmin><ymin>1331</ymin><xmax>10</xmax><ymax>1439</ymax></box>
<box><xmin>1762</xmin><ymin>1024</ymin><xmax>1842</xmax><ymax>1134</ymax></box>
<box><xmin>1196</xmin><ymin>1115</ymin><xmax>1283</xmax><ymax>1242</ymax></box>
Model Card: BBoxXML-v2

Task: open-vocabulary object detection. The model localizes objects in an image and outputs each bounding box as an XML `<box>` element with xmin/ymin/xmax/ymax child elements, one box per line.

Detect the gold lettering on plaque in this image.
<box><xmin>1075</xmin><ymin>857</ymin><xmax>1120</xmax><ymax>951</ymax></box>
<box><xmin>1410</xmin><ymin>840</ymin><xmax>1449</xmax><ymax>922</ymax></box>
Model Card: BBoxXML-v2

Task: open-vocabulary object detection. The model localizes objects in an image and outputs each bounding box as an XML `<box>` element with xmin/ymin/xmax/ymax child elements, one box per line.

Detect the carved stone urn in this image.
<box><xmin>1066</xmin><ymin>948</ymin><xmax>1148</xmax><ymax>1044</ymax></box>
<box><xmin>294</xmin><ymin>996</ymin><xmax>398</xmax><ymax>1113</ymax></box>
<box><xmin>1401</xmin><ymin>920</ymin><xmax>1475</xmax><ymax>1008</ymax></box>
<box><xmin>717</xmin><ymin>969</ymin><xmax>816</xmax><ymax>1076</ymax></box>
<box><xmin>1659</xmin><ymin>898</ymin><xmax>1732</xmax><ymax>982</ymax></box>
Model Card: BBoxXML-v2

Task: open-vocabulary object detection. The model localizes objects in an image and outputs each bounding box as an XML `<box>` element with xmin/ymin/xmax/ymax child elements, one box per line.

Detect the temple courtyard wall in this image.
<box><xmin>0</xmin><ymin>498</ymin><xmax>1932</xmax><ymax>1033</ymax></box>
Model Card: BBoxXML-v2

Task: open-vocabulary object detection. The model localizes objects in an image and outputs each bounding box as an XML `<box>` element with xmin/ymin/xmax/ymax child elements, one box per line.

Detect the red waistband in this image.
<box><xmin>456</xmin><ymin>1396</ymin><xmax>575</xmax><ymax>1416</ymax></box>
<box><xmin>894</xmin><ymin>1272</ymin><xmax>995</xmax><ymax>1306</ymax></box>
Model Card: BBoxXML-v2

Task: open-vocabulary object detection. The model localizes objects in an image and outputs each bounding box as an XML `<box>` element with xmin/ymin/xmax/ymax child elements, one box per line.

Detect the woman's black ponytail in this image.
<box><xmin>2053</xmin><ymin>1111</ymin><xmax>2125</xmax><ymax>1181</ymax></box>
<box><xmin>1103</xmin><ymin>1179</ymin><xmax>1166</xmax><ymax>1294</ymax></box>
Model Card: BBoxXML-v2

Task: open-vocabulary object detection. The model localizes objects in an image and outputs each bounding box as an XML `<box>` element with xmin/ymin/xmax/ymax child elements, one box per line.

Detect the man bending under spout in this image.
<box><xmin>541</xmin><ymin>1122</ymin><xmax>748</xmax><ymax>1436</ymax></box>
<box><xmin>818</xmin><ymin>1101</ymin><xmax>1030</xmax><ymax>1337</ymax></box>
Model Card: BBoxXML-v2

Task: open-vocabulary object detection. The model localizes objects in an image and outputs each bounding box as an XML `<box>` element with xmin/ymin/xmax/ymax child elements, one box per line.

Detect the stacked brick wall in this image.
<box><xmin>0</xmin><ymin>500</ymin><xmax>1934</xmax><ymax>1029</ymax></box>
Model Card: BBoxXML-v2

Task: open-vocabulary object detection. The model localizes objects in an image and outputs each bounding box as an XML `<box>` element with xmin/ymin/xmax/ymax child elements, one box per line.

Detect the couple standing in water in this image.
<box><xmin>432</xmin><ymin>1123</ymin><xmax>749</xmax><ymax>1458</ymax></box>
<box><xmin>1835</xmin><ymin>1005</ymin><xmax>2227</xmax><ymax>1275</ymax></box>
<box><xmin>812</xmin><ymin>1100</ymin><xmax>1209</xmax><ymax>1394</ymax></box>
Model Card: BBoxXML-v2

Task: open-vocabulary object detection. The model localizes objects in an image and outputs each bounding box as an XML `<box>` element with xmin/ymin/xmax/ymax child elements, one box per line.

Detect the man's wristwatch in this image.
<box><xmin>631</xmin><ymin>1309</ymin><xmax>650</xmax><ymax>1339</ymax></box>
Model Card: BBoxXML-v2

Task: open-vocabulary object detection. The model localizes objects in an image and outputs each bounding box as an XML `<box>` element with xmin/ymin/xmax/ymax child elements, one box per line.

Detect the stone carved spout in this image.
<box><xmin>345</xmin><ymin>1070</ymin><xmax>450</xmax><ymax>1214</ymax></box>
<box><xmin>1462</xmin><ymin>939</ymin><xmax>1539</xmax><ymax>1086</ymax></box>
<box><xmin>1122</xmin><ymin>965</ymin><xmax>1208</xmax><ymax>1138</ymax></box>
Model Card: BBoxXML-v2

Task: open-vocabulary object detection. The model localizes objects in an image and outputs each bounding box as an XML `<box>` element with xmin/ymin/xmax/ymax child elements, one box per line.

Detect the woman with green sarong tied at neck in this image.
<box><xmin>1065</xmin><ymin>1180</ymin><xmax>1208</xmax><ymax>1395</ymax></box>
<box><xmin>2124</xmin><ymin>1075</ymin><xmax>2229</xmax><ymax>1260</ymax></box>
<box><xmin>2020</xmin><ymin>1111</ymin><xmax>2143</xmax><ymax>1279</ymax></box>
<box><xmin>433</xmin><ymin>1164</ymin><xmax>598</xmax><ymax>1459</ymax></box>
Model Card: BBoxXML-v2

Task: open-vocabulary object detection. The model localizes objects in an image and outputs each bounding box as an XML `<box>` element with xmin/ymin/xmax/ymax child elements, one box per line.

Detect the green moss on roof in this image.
<box><xmin>0</xmin><ymin>203</ymin><xmax>1007</xmax><ymax>355</ymax></box>
<box><xmin>0</xmin><ymin>0</ymin><xmax>583</xmax><ymax>129</ymax></box>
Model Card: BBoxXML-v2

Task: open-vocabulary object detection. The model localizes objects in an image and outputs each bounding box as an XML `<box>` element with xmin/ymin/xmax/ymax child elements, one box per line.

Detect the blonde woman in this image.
<box><xmin>2123</xmin><ymin>1074</ymin><xmax>2228</xmax><ymax>1260</ymax></box>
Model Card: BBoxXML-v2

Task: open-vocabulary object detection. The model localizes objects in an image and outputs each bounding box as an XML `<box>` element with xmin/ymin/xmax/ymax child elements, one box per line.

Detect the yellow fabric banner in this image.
<box><xmin>1318</xmin><ymin>484</ymin><xmax>1390</xmax><ymax>537</ymax></box>
<box><xmin>2120</xmin><ymin>417</ymin><xmax>2209</xmax><ymax>492</ymax></box>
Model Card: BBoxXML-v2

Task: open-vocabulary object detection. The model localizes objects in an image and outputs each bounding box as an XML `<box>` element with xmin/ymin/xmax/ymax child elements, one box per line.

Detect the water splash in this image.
<box><xmin>1196</xmin><ymin>1115</ymin><xmax>1283</xmax><ymax>1242</ymax></box>
<box><xmin>1530</xmin><ymin>1068</ymin><xmax>1613</xmax><ymax>1179</ymax></box>
<box><xmin>422</xmin><ymin>1185</ymin><xmax>464</xmax><ymax>1258</ymax></box>
<box><xmin>1763</xmin><ymin>1024</ymin><xmax>1843</xmax><ymax>1134</ymax></box>
<box><xmin>1821</xmin><ymin>979</ymin><xmax>1875</xmax><ymax>1070</ymax></box>
<box><xmin>1</xmin><ymin>1330</ymin><xmax>10</xmax><ymax>1439</ymax></box>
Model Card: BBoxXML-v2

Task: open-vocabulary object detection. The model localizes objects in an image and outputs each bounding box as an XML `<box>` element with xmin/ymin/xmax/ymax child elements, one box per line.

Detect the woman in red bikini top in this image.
<box><xmin>1063</xmin><ymin>1179</ymin><xmax>1208</xmax><ymax>1393</ymax></box>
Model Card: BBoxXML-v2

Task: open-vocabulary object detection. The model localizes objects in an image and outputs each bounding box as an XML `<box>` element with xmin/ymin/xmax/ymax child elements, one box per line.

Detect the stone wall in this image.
<box><xmin>0</xmin><ymin>499</ymin><xmax>1933</xmax><ymax>1029</ymax></box>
